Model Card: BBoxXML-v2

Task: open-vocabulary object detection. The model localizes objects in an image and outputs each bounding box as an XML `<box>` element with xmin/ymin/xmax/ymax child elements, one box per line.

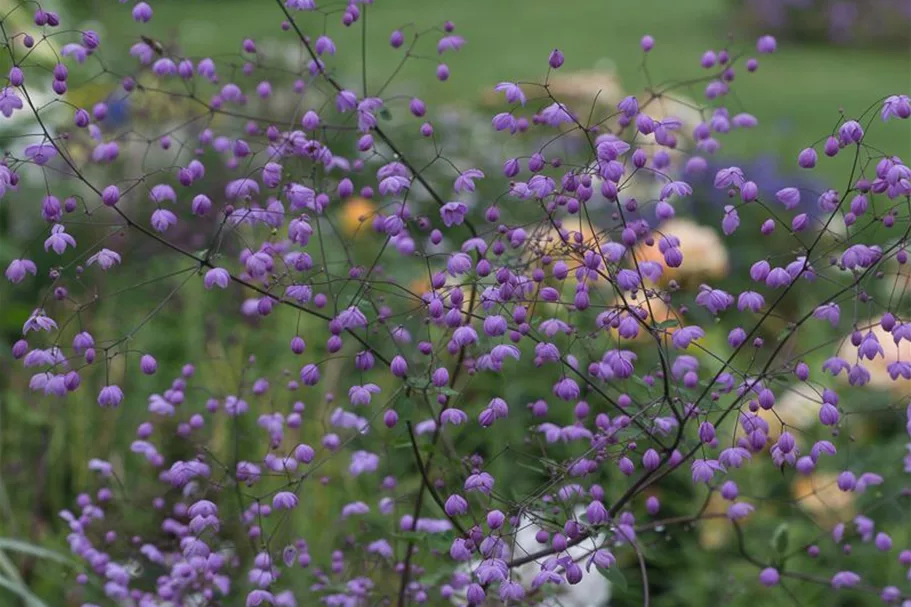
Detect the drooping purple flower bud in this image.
<box><xmin>759</xmin><ymin>568</ymin><xmax>780</xmax><ymax>587</ymax></box>
<box><xmin>548</xmin><ymin>48</ymin><xmax>564</xmax><ymax>69</ymax></box>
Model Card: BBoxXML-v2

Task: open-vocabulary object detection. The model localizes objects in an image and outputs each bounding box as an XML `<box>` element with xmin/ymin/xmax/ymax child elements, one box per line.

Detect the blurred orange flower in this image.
<box><xmin>836</xmin><ymin>319</ymin><xmax>911</xmax><ymax>393</ymax></box>
<box><xmin>699</xmin><ymin>493</ymin><xmax>732</xmax><ymax>549</ymax></box>
<box><xmin>791</xmin><ymin>472</ymin><xmax>856</xmax><ymax>526</ymax></box>
<box><xmin>634</xmin><ymin>218</ymin><xmax>729</xmax><ymax>286</ymax></box>
<box><xmin>339</xmin><ymin>197</ymin><xmax>376</xmax><ymax>237</ymax></box>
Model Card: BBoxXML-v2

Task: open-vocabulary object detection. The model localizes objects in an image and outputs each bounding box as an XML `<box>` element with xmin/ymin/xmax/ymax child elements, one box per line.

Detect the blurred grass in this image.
<box><xmin>78</xmin><ymin>0</ymin><xmax>911</xmax><ymax>176</ymax></box>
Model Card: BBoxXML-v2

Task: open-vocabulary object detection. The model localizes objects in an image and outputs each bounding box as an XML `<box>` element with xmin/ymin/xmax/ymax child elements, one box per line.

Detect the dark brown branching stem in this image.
<box><xmin>406</xmin><ymin>421</ymin><xmax>468</xmax><ymax>536</ymax></box>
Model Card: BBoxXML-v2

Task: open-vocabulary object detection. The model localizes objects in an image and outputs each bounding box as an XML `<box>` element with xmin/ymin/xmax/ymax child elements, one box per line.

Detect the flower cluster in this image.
<box><xmin>735</xmin><ymin>0</ymin><xmax>911</xmax><ymax>48</ymax></box>
<box><xmin>2</xmin><ymin>1</ymin><xmax>911</xmax><ymax>606</ymax></box>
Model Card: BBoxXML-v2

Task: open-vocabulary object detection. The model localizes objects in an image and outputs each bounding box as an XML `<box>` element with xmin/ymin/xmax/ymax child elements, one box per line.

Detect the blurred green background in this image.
<box><xmin>1</xmin><ymin>0</ymin><xmax>910</xmax><ymax>605</ymax></box>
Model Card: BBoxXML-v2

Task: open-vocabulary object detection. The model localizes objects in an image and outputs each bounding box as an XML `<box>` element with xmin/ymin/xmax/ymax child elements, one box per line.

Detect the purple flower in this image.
<box><xmin>881</xmin><ymin>94</ymin><xmax>911</xmax><ymax>121</ymax></box>
<box><xmin>449</xmin><ymin>538</ymin><xmax>472</xmax><ymax>561</ymax></box>
<box><xmin>721</xmin><ymin>205</ymin><xmax>740</xmax><ymax>235</ymax></box>
<box><xmin>585</xmin><ymin>500</ymin><xmax>609</xmax><ymax>524</ymax></box>
<box><xmin>454</xmin><ymin>168</ymin><xmax>484</xmax><ymax>193</ymax></box>
<box><xmin>204</xmin><ymin>268</ymin><xmax>230</xmax><ymax>289</ymax></box>
<box><xmin>855</xmin><ymin>472</ymin><xmax>883</xmax><ymax>493</ymax></box>
<box><xmin>447</xmin><ymin>252</ymin><xmax>473</xmax><ymax>276</ymax></box>
<box><xmin>86</xmin><ymin>248</ymin><xmax>121</xmax><ymax>270</ymax></box>
<box><xmin>336</xmin><ymin>306</ymin><xmax>368</xmax><ymax>330</ymax></box>
<box><xmin>152</xmin><ymin>58</ymin><xmax>177</xmax><ymax>77</ymax></box>
<box><xmin>440</xmin><ymin>408</ymin><xmax>468</xmax><ymax>426</ymax></box>
<box><xmin>432</xmin><ymin>367</ymin><xmax>450</xmax><ymax>387</ymax></box>
<box><xmin>132</xmin><ymin>1</ymin><xmax>152</xmax><ymax>22</ymax></box>
<box><xmin>314</xmin><ymin>35</ymin><xmax>336</xmax><ymax>56</ymax></box>
<box><xmin>672</xmin><ymin>326</ymin><xmax>705</xmax><ymax>349</ymax></box>
<box><xmin>5</xmin><ymin>258</ymin><xmax>37</xmax><ymax>283</ymax></box>
<box><xmin>756</xmin><ymin>35</ymin><xmax>777</xmax><ymax>53</ymax></box>
<box><xmin>226</xmin><ymin>178</ymin><xmax>260</xmax><ymax>200</ymax></box>
<box><xmin>838</xmin><ymin>120</ymin><xmax>864</xmax><ymax>144</ymax></box>
<box><xmin>539</xmin><ymin>102</ymin><xmax>574</xmax><ymax>127</ymax></box>
<box><xmin>548</xmin><ymin>48</ymin><xmax>564</xmax><ymax>68</ymax></box>
<box><xmin>97</xmin><ymin>385</ymin><xmax>124</xmax><ymax>408</ymax></box>
<box><xmin>246</xmin><ymin>590</ymin><xmax>274</xmax><ymax>607</ymax></box>
<box><xmin>615</xmin><ymin>268</ymin><xmax>641</xmax><ymax>291</ymax></box>
<box><xmin>822</xmin><ymin>356</ymin><xmax>850</xmax><ymax>376</ymax></box>
<box><xmin>775</xmin><ymin>187</ymin><xmax>800</xmax><ymax>209</ymax></box>
<box><xmin>553</xmin><ymin>377</ymin><xmax>580</xmax><ymax>401</ymax></box>
<box><xmin>494</xmin><ymin>82</ymin><xmax>526</xmax><ymax>106</ymax></box>
<box><xmin>603</xmin><ymin>349</ymin><xmax>637</xmax><ymax>378</ymax></box>
<box><xmin>349</xmin><ymin>450</ymin><xmax>379</xmax><ymax>476</ymax></box>
<box><xmin>139</xmin><ymin>354</ymin><xmax>158</xmax><ymax>375</ymax></box>
<box><xmin>813</xmin><ymin>303</ymin><xmax>840</xmax><ymax>326</ymax></box>
<box><xmin>440</xmin><ymin>202</ymin><xmax>468</xmax><ymax>227</ymax></box>
<box><xmin>830</xmin><ymin>571</ymin><xmax>860</xmax><ymax>590</ymax></box>
<box><xmin>818</xmin><ymin>402</ymin><xmax>840</xmax><ymax>426</ymax></box>
<box><xmin>23</xmin><ymin>309</ymin><xmax>57</xmax><ymax>334</ymax></box>
<box><xmin>271</xmin><ymin>491</ymin><xmax>298</xmax><ymax>510</ymax></box>
<box><xmin>750</xmin><ymin>260</ymin><xmax>770</xmax><ymax>282</ymax></box>
<box><xmin>727</xmin><ymin>502</ymin><xmax>754</xmax><ymax>520</ymax></box>
<box><xmin>714</xmin><ymin>166</ymin><xmax>745</xmax><ymax>189</ymax></box>
<box><xmin>348</xmin><ymin>383</ymin><xmax>380</xmax><ymax>406</ymax></box>
<box><xmin>618</xmin><ymin>95</ymin><xmax>639</xmax><ymax>117</ymax></box>
<box><xmin>0</xmin><ymin>88</ymin><xmax>23</xmax><ymax>118</ymax></box>
<box><xmin>719</xmin><ymin>447</ymin><xmax>751</xmax><ymax>468</ymax></box>
<box><xmin>691</xmin><ymin>458</ymin><xmax>724</xmax><ymax>483</ymax></box>
<box><xmin>659</xmin><ymin>180</ymin><xmax>693</xmax><ymax>200</ymax></box>
<box><xmin>335</xmin><ymin>89</ymin><xmax>358</xmax><ymax>113</ymax></box>
<box><xmin>499</xmin><ymin>581</ymin><xmax>525</xmax><ymax>602</ymax></box>
<box><xmin>696</xmin><ymin>285</ymin><xmax>734</xmax><ymax>314</ymax></box>
<box><xmin>765</xmin><ymin>267</ymin><xmax>791</xmax><ymax>288</ymax></box>
<box><xmin>759</xmin><ymin>568</ymin><xmax>780</xmax><ymax>587</ymax></box>
<box><xmin>737</xmin><ymin>291</ymin><xmax>764</xmax><ymax>312</ymax></box>
<box><xmin>858</xmin><ymin>332</ymin><xmax>884</xmax><ymax>360</ymax></box>
<box><xmin>437</xmin><ymin>35</ymin><xmax>465</xmax><ymax>54</ymax></box>
<box><xmin>44</xmin><ymin>224</ymin><xmax>76</xmax><ymax>255</ymax></box>
<box><xmin>444</xmin><ymin>494</ymin><xmax>468</xmax><ymax>516</ymax></box>
<box><xmin>798</xmin><ymin>147</ymin><xmax>817</xmax><ymax>169</ymax></box>
<box><xmin>465</xmin><ymin>471</ymin><xmax>494</xmax><ymax>494</ymax></box>
<box><xmin>24</xmin><ymin>144</ymin><xmax>57</xmax><ymax>165</ymax></box>
<box><xmin>129</xmin><ymin>42</ymin><xmax>153</xmax><ymax>64</ymax></box>
<box><xmin>492</xmin><ymin>112</ymin><xmax>517</xmax><ymax>133</ymax></box>
<box><xmin>888</xmin><ymin>361</ymin><xmax>911</xmax><ymax>380</ymax></box>
<box><xmin>841</xmin><ymin>244</ymin><xmax>881</xmax><ymax>270</ymax></box>
<box><xmin>150</xmin><ymin>209</ymin><xmax>177</xmax><ymax>233</ymax></box>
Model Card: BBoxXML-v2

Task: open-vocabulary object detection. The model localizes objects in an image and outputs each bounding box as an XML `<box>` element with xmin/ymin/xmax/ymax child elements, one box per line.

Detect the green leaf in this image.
<box><xmin>0</xmin><ymin>551</ymin><xmax>23</xmax><ymax>584</ymax></box>
<box><xmin>515</xmin><ymin>461</ymin><xmax>545</xmax><ymax>474</ymax></box>
<box><xmin>406</xmin><ymin>377</ymin><xmax>430</xmax><ymax>391</ymax></box>
<box><xmin>379</xmin><ymin>107</ymin><xmax>392</xmax><ymax>121</ymax></box>
<box><xmin>0</xmin><ymin>539</ymin><xmax>75</xmax><ymax>567</ymax></box>
<box><xmin>0</xmin><ymin>573</ymin><xmax>48</xmax><ymax>607</ymax></box>
<box><xmin>395</xmin><ymin>397</ymin><xmax>417</xmax><ymax>419</ymax></box>
<box><xmin>771</xmin><ymin>523</ymin><xmax>789</xmax><ymax>555</ymax></box>
<box><xmin>597</xmin><ymin>565</ymin><xmax>628</xmax><ymax>593</ymax></box>
<box><xmin>653</xmin><ymin>319</ymin><xmax>679</xmax><ymax>330</ymax></box>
